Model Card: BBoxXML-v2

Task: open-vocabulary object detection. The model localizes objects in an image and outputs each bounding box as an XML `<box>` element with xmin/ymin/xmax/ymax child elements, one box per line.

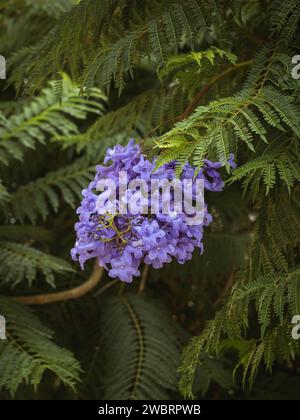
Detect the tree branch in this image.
<box><xmin>177</xmin><ymin>60</ymin><xmax>254</xmax><ymax>121</ymax></box>
<box><xmin>13</xmin><ymin>264</ymin><xmax>103</xmax><ymax>305</ymax></box>
<box><xmin>213</xmin><ymin>271</ymin><xmax>235</xmax><ymax>308</ymax></box>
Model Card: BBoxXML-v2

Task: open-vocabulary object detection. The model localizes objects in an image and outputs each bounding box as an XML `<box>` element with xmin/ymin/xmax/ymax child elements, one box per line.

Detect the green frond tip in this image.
<box><xmin>158</xmin><ymin>47</ymin><xmax>237</xmax><ymax>80</ymax></box>
<box><xmin>228</xmin><ymin>137</ymin><xmax>300</xmax><ymax>195</ymax></box>
<box><xmin>178</xmin><ymin>336</ymin><xmax>204</xmax><ymax>399</ymax></box>
<box><xmin>8</xmin><ymin>159</ymin><xmax>94</xmax><ymax>224</ymax></box>
<box><xmin>0</xmin><ymin>241</ymin><xmax>74</xmax><ymax>288</ymax></box>
<box><xmin>0</xmin><ymin>296</ymin><xmax>81</xmax><ymax>395</ymax></box>
<box><xmin>0</xmin><ymin>73</ymin><xmax>105</xmax><ymax>164</ymax></box>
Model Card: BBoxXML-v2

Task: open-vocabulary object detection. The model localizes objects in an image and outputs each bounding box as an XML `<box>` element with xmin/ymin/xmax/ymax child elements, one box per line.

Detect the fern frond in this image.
<box><xmin>85</xmin><ymin>86</ymin><xmax>187</xmax><ymax>140</ymax></box>
<box><xmin>0</xmin><ymin>296</ymin><xmax>81</xmax><ymax>394</ymax></box>
<box><xmin>8</xmin><ymin>159</ymin><xmax>94</xmax><ymax>224</ymax></box>
<box><xmin>87</xmin><ymin>293</ymin><xmax>181</xmax><ymax>400</ymax></box>
<box><xmin>0</xmin><ymin>74</ymin><xmax>105</xmax><ymax>163</ymax></box>
<box><xmin>158</xmin><ymin>47</ymin><xmax>237</xmax><ymax>80</ymax></box>
<box><xmin>229</xmin><ymin>138</ymin><xmax>300</xmax><ymax>194</ymax></box>
<box><xmin>9</xmin><ymin>0</ymin><xmax>214</xmax><ymax>93</ymax></box>
<box><xmin>270</xmin><ymin>0</ymin><xmax>300</xmax><ymax>44</ymax></box>
<box><xmin>0</xmin><ymin>241</ymin><xmax>73</xmax><ymax>288</ymax></box>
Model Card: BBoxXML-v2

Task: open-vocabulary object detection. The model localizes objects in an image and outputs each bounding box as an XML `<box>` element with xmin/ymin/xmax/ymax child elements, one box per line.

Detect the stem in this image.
<box><xmin>139</xmin><ymin>264</ymin><xmax>150</xmax><ymax>294</ymax></box>
<box><xmin>213</xmin><ymin>271</ymin><xmax>235</xmax><ymax>307</ymax></box>
<box><xmin>177</xmin><ymin>60</ymin><xmax>254</xmax><ymax>121</ymax></box>
<box><xmin>94</xmin><ymin>278</ymin><xmax>119</xmax><ymax>297</ymax></box>
<box><xmin>13</xmin><ymin>264</ymin><xmax>103</xmax><ymax>305</ymax></box>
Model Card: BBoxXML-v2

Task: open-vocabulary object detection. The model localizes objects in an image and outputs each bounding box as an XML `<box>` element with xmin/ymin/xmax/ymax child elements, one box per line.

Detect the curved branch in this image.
<box><xmin>177</xmin><ymin>60</ymin><xmax>254</xmax><ymax>121</ymax></box>
<box><xmin>13</xmin><ymin>265</ymin><xmax>104</xmax><ymax>306</ymax></box>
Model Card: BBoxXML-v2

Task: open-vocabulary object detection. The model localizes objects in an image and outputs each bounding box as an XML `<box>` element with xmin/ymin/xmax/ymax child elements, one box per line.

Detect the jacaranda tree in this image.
<box><xmin>0</xmin><ymin>0</ymin><xmax>299</xmax><ymax>400</ymax></box>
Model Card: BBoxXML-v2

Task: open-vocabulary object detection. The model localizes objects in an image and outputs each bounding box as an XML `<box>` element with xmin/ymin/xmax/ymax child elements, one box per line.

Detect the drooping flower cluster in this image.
<box><xmin>71</xmin><ymin>140</ymin><xmax>235</xmax><ymax>283</ymax></box>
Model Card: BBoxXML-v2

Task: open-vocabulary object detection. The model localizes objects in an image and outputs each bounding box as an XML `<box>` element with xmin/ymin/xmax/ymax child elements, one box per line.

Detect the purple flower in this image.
<box><xmin>109</xmin><ymin>253</ymin><xmax>140</xmax><ymax>283</ymax></box>
<box><xmin>134</xmin><ymin>220</ymin><xmax>165</xmax><ymax>250</ymax></box>
<box><xmin>104</xmin><ymin>139</ymin><xmax>140</xmax><ymax>165</ymax></box>
<box><xmin>71</xmin><ymin>140</ymin><xmax>235</xmax><ymax>282</ymax></box>
<box><xmin>146</xmin><ymin>238</ymin><xmax>175</xmax><ymax>263</ymax></box>
<box><xmin>133</xmin><ymin>155</ymin><xmax>154</xmax><ymax>179</ymax></box>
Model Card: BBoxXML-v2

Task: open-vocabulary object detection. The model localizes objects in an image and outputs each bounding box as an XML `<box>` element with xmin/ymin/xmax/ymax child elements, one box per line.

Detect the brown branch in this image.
<box><xmin>177</xmin><ymin>60</ymin><xmax>254</xmax><ymax>121</ymax></box>
<box><xmin>213</xmin><ymin>271</ymin><xmax>235</xmax><ymax>308</ymax></box>
<box><xmin>13</xmin><ymin>265</ymin><xmax>103</xmax><ymax>306</ymax></box>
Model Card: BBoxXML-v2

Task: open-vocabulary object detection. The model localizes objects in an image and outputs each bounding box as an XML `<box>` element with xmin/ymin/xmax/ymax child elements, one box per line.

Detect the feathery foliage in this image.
<box><xmin>0</xmin><ymin>241</ymin><xmax>73</xmax><ymax>288</ymax></box>
<box><xmin>0</xmin><ymin>0</ymin><xmax>300</xmax><ymax>401</ymax></box>
<box><xmin>0</xmin><ymin>296</ymin><xmax>81</xmax><ymax>394</ymax></box>
<box><xmin>81</xmin><ymin>294</ymin><xmax>181</xmax><ymax>400</ymax></box>
<box><xmin>9</xmin><ymin>0</ymin><xmax>215</xmax><ymax>93</ymax></box>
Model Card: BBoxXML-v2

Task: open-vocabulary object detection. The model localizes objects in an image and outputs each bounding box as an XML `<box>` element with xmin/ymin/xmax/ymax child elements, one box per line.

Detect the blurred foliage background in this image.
<box><xmin>0</xmin><ymin>0</ymin><xmax>299</xmax><ymax>400</ymax></box>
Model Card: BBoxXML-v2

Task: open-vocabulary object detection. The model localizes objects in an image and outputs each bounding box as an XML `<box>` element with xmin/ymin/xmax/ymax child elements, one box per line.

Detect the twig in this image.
<box><xmin>94</xmin><ymin>278</ymin><xmax>119</xmax><ymax>297</ymax></box>
<box><xmin>177</xmin><ymin>60</ymin><xmax>254</xmax><ymax>121</ymax></box>
<box><xmin>139</xmin><ymin>264</ymin><xmax>150</xmax><ymax>294</ymax></box>
<box><xmin>213</xmin><ymin>271</ymin><xmax>235</xmax><ymax>307</ymax></box>
<box><xmin>13</xmin><ymin>264</ymin><xmax>103</xmax><ymax>306</ymax></box>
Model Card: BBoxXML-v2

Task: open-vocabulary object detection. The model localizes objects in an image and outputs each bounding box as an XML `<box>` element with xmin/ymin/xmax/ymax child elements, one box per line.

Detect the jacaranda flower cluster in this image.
<box><xmin>71</xmin><ymin>140</ymin><xmax>235</xmax><ymax>283</ymax></box>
